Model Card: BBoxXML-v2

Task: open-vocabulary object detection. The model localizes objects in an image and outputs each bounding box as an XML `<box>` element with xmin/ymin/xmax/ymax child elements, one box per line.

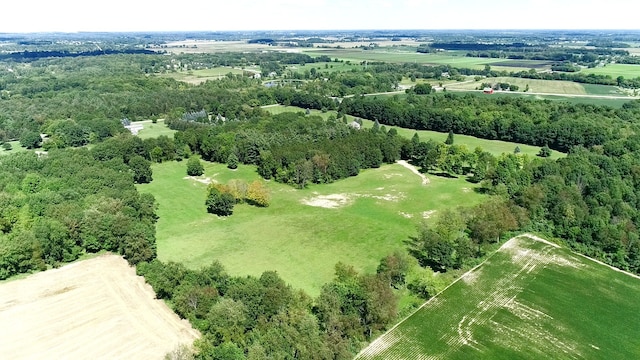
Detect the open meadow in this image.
<box><xmin>0</xmin><ymin>255</ymin><xmax>199</xmax><ymax>359</ymax></box>
<box><xmin>303</xmin><ymin>48</ymin><xmax>551</xmax><ymax>72</ymax></box>
<box><xmin>580</xmin><ymin>64</ymin><xmax>640</xmax><ymax>78</ymax></box>
<box><xmin>133</xmin><ymin>119</ymin><xmax>177</xmax><ymax>139</ymax></box>
<box><xmin>137</xmin><ymin>161</ymin><xmax>485</xmax><ymax>296</ymax></box>
<box><xmin>357</xmin><ymin>235</ymin><xmax>640</xmax><ymax>359</ymax></box>
<box><xmin>159</xmin><ymin>67</ymin><xmax>250</xmax><ymax>84</ymax></box>
<box><xmin>444</xmin><ymin>76</ymin><xmax>622</xmax><ymax>96</ymax></box>
<box><xmin>305</xmin><ymin>48</ymin><xmax>507</xmax><ymax>69</ymax></box>
<box><xmin>263</xmin><ymin>105</ymin><xmax>564</xmax><ymax>159</ymax></box>
<box><xmin>0</xmin><ymin>140</ymin><xmax>27</xmax><ymax>156</ymax></box>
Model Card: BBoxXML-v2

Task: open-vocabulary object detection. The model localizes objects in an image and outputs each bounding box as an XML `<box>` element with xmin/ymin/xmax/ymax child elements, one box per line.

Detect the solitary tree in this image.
<box><xmin>538</xmin><ymin>145</ymin><xmax>552</xmax><ymax>158</ymax></box>
<box><xmin>445</xmin><ymin>130</ymin><xmax>454</xmax><ymax>145</ymax></box>
<box><xmin>206</xmin><ymin>186</ymin><xmax>235</xmax><ymax>216</ymax></box>
<box><xmin>186</xmin><ymin>156</ymin><xmax>205</xmax><ymax>176</ymax></box>
<box><xmin>226</xmin><ymin>153</ymin><xmax>239</xmax><ymax>170</ymax></box>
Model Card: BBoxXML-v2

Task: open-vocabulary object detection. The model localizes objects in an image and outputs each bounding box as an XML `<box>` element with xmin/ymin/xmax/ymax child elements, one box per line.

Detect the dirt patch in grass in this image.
<box><xmin>301</xmin><ymin>194</ymin><xmax>351</xmax><ymax>209</ymax></box>
<box><xmin>0</xmin><ymin>255</ymin><xmax>199</xmax><ymax>359</ymax></box>
<box><xmin>422</xmin><ymin>210</ymin><xmax>437</xmax><ymax>219</ymax></box>
<box><xmin>397</xmin><ymin>160</ymin><xmax>430</xmax><ymax>185</ymax></box>
<box><xmin>184</xmin><ymin>176</ymin><xmax>216</xmax><ymax>185</ymax></box>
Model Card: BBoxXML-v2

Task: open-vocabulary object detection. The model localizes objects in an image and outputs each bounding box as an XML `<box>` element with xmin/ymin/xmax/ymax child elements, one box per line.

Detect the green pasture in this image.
<box><xmin>447</xmin><ymin>76</ymin><xmax>586</xmax><ymax>95</ymax></box>
<box><xmin>0</xmin><ymin>141</ymin><xmax>27</xmax><ymax>156</ymax></box>
<box><xmin>443</xmin><ymin>88</ymin><xmax>632</xmax><ymax>108</ymax></box>
<box><xmin>446</xmin><ymin>76</ymin><xmax>624</xmax><ymax>97</ymax></box>
<box><xmin>287</xmin><ymin>61</ymin><xmax>365</xmax><ymax>73</ymax></box>
<box><xmin>160</xmin><ymin>66</ymin><xmax>248</xmax><ymax>84</ymax></box>
<box><xmin>305</xmin><ymin>49</ymin><xmax>552</xmax><ymax>72</ymax></box>
<box><xmin>134</xmin><ymin>120</ymin><xmax>177</xmax><ymax>140</ymax></box>
<box><xmin>263</xmin><ymin>105</ymin><xmax>564</xmax><ymax>159</ymax></box>
<box><xmin>580</xmin><ymin>64</ymin><xmax>640</xmax><ymax>79</ymax></box>
<box><xmin>357</xmin><ymin>235</ymin><xmax>640</xmax><ymax>359</ymax></box>
<box><xmin>305</xmin><ymin>49</ymin><xmax>505</xmax><ymax>69</ymax></box>
<box><xmin>137</xmin><ymin>161</ymin><xmax>485</xmax><ymax>296</ymax></box>
<box><xmin>360</xmin><ymin>119</ymin><xmax>564</xmax><ymax>160</ymax></box>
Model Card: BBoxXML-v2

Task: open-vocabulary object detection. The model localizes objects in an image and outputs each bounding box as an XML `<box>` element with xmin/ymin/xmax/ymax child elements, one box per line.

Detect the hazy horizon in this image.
<box><xmin>2</xmin><ymin>0</ymin><xmax>637</xmax><ymax>33</ymax></box>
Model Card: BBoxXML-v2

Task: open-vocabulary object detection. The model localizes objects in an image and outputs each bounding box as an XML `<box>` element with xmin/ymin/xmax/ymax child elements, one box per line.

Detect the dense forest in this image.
<box><xmin>0</xmin><ymin>147</ymin><xmax>157</xmax><ymax>279</ymax></box>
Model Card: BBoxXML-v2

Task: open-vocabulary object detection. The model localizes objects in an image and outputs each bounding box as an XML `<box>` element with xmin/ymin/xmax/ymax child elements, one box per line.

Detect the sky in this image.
<box><xmin>1</xmin><ymin>0</ymin><xmax>637</xmax><ymax>33</ymax></box>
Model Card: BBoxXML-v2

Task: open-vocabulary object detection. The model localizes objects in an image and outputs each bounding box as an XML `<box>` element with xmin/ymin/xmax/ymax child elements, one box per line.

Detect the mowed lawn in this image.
<box><xmin>160</xmin><ymin>67</ymin><xmax>249</xmax><ymax>84</ymax></box>
<box><xmin>263</xmin><ymin>105</ymin><xmax>564</xmax><ymax>159</ymax></box>
<box><xmin>134</xmin><ymin>120</ymin><xmax>177</xmax><ymax>140</ymax></box>
<box><xmin>137</xmin><ymin>161</ymin><xmax>485</xmax><ymax>295</ymax></box>
<box><xmin>357</xmin><ymin>235</ymin><xmax>640</xmax><ymax>359</ymax></box>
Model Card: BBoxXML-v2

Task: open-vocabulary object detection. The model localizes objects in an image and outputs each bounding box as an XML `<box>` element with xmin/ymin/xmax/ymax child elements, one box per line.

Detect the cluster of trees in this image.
<box><xmin>171</xmin><ymin>112</ymin><xmax>403</xmax><ymax>188</ymax></box>
<box><xmin>401</xmin><ymin>134</ymin><xmax>499</xmax><ymax>179</ymax></box>
<box><xmin>478</xmin><ymin>82</ymin><xmax>519</xmax><ymax>91</ymax></box>
<box><xmin>206</xmin><ymin>180</ymin><xmax>270</xmax><ymax>216</ymax></box>
<box><xmin>475</xmin><ymin>139</ymin><xmax>640</xmax><ymax>273</ymax></box>
<box><xmin>339</xmin><ymin>93</ymin><xmax>636</xmax><ymax>152</ymax></box>
<box><xmin>137</xmin><ymin>259</ymin><xmax>399</xmax><ymax>359</ymax></box>
<box><xmin>0</xmin><ymin>148</ymin><xmax>158</xmax><ymax>279</ymax></box>
<box><xmin>408</xmin><ymin>200</ymin><xmax>525</xmax><ymax>272</ymax></box>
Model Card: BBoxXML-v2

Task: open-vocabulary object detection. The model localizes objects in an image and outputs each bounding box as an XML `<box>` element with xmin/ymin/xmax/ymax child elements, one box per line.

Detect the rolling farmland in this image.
<box><xmin>357</xmin><ymin>235</ymin><xmax>640</xmax><ymax>359</ymax></box>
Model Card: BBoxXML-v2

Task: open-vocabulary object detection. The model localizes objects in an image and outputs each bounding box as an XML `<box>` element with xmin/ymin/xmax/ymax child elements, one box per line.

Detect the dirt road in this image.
<box><xmin>0</xmin><ymin>255</ymin><xmax>199</xmax><ymax>359</ymax></box>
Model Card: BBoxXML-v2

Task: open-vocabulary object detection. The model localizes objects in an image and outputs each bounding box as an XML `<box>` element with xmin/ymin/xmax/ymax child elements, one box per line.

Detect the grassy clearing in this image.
<box><xmin>304</xmin><ymin>49</ymin><xmax>507</xmax><ymax>69</ymax></box>
<box><xmin>134</xmin><ymin>120</ymin><xmax>177</xmax><ymax>140</ymax></box>
<box><xmin>137</xmin><ymin>161</ymin><xmax>485</xmax><ymax>296</ymax></box>
<box><xmin>287</xmin><ymin>61</ymin><xmax>365</xmax><ymax>73</ymax></box>
<box><xmin>449</xmin><ymin>89</ymin><xmax>633</xmax><ymax>108</ymax></box>
<box><xmin>357</xmin><ymin>235</ymin><xmax>640</xmax><ymax>359</ymax></box>
<box><xmin>361</xmin><ymin>119</ymin><xmax>564</xmax><ymax>160</ymax></box>
<box><xmin>447</xmin><ymin>76</ymin><xmax>588</xmax><ymax>95</ymax></box>
<box><xmin>160</xmin><ymin>67</ymin><xmax>248</xmax><ymax>84</ymax></box>
<box><xmin>263</xmin><ymin>105</ymin><xmax>564</xmax><ymax>159</ymax></box>
<box><xmin>580</xmin><ymin>64</ymin><xmax>640</xmax><ymax>78</ymax></box>
<box><xmin>446</xmin><ymin>76</ymin><xmax>622</xmax><ymax>96</ymax></box>
<box><xmin>0</xmin><ymin>140</ymin><xmax>27</xmax><ymax>156</ymax></box>
<box><xmin>304</xmin><ymin>49</ymin><xmax>553</xmax><ymax>72</ymax></box>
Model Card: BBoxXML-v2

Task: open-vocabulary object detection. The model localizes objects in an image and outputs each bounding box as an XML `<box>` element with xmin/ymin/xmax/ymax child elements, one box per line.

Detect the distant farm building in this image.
<box><xmin>483</xmin><ymin>87</ymin><xmax>494</xmax><ymax>94</ymax></box>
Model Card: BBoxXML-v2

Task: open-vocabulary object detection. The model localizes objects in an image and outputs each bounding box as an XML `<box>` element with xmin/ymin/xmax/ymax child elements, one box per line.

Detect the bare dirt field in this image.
<box><xmin>0</xmin><ymin>255</ymin><xmax>199</xmax><ymax>359</ymax></box>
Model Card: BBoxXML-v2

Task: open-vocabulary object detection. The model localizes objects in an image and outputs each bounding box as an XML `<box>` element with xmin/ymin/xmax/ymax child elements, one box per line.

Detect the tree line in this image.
<box><xmin>137</xmin><ymin>258</ymin><xmax>400</xmax><ymax>359</ymax></box>
<box><xmin>0</xmin><ymin>145</ymin><xmax>158</xmax><ymax>279</ymax></box>
<box><xmin>338</xmin><ymin>93</ymin><xmax>637</xmax><ymax>152</ymax></box>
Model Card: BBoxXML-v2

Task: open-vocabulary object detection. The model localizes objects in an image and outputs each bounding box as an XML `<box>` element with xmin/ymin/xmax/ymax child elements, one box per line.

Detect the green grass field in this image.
<box><xmin>304</xmin><ymin>49</ymin><xmax>554</xmax><ymax>72</ymax></box>
<box><xmin>134</xmin><ymin>120</ymin><xmax>177</xmax><ymax>139</ymax></box>
<box><xmin>305</xmin><ymin>49</ymin><xmax>513</xmax><ymax>70</ymax></box>
<box><xmin>446</xmin><ymin>76</ymin><xmax>624</xmax><ymax>97</ymax></box>
<box><xmin>448</xmin><ymin>89</ymin><xmax>633</xmax><ymax>108</ymax></box>
<box><xmin>357</xmin><ymin>235</ymin><xmax>640</xmax><ymax>359</ymax></box>
<box><xmin>580</xmin><ymin>64</ymin><xmax>640</xmax><ymax>79</ymax></box>
<box><xmin>263</xmin><ymin>105</ymin><xmax>564</xmax><ymax>159</ymax></box>
<box><xmin>137</xmin><ymin>160</ymin><xmax>485</xmax><ymax>296</ymax></box>
<box><xmin>287</xmin><ymin>61</ymin><xmax>365</xmax><ymax>74</ymax></box>
<box><xmin>160</xmin><ymin>67</ymin><xmax>249</xmax><ymax>84</ymax></box>
<box><xmin>0</xmin><ymin>141</ymin><xmax>27</xmax><ymax>156</ymax></box>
